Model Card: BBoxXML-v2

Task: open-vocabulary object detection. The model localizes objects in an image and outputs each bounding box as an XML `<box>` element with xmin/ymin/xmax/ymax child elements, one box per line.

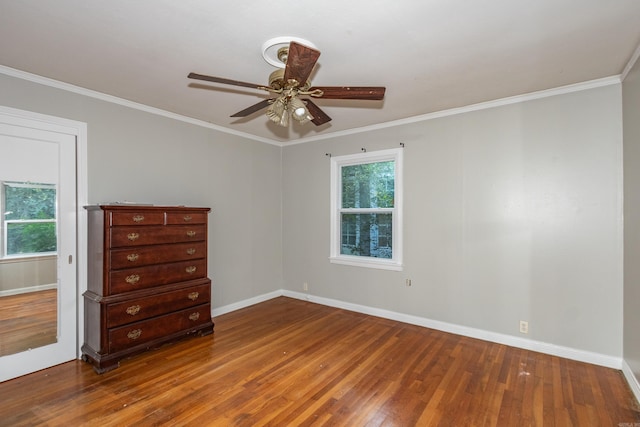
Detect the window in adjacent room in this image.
<box><xmin>330</xmin><ymin>148</ymin><xmax>403</xmax><ymax>270</ymax></box>
<box><xmin>1</xmin><ymin>181</ymin><xmax>57</xmax><ymax>258</ymax></box>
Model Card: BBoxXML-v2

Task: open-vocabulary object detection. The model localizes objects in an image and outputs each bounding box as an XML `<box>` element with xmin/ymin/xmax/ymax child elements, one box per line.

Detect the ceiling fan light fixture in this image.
<box><xmin>266</xmin><ymin>97</ymin><xmax>289</xmax><ymax>127</ymax></box>
<box><xmin>290</xmin><ymin>97</ymin><xmax>314</xmax><ymax>124</ymax></box>
<box><xmin>266</xmin><ymin>95</ymin><xmax>314</xmax><ymax>127</ymax></box>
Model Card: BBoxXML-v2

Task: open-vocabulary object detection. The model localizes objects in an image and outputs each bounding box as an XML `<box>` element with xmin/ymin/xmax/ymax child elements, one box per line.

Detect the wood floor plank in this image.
<box><xmin>0</xmin><ymin>296</ymin><xmax>638</xmax><ymax>426</ymax></box>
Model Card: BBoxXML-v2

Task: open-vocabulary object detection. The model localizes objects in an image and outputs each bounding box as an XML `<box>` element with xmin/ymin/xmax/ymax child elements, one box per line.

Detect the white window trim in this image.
<box><xmin>1</xmin><ymin>181</ymin><xmax>57</xmax><ymax>259</ymax></box>
<box><xmin>329</xmin><ymin>148</ymin><xmax>403</xmax><ymax>271</ymax></box>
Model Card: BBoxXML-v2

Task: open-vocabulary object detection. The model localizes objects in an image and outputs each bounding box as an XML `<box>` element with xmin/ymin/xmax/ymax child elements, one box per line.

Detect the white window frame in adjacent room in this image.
<box><xmin>329</xmin><ymin>148</ymin><xmax>403</xmax><ymax>271</ymax></box>
<box><xmin>1</xmin><ymin>181</ymin><xmax>57</xmax><ymax>259</ymax></box>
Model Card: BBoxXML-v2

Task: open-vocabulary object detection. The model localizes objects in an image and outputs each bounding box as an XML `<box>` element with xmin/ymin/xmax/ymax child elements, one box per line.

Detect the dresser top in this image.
<box><xmin>85</xmin><ymin>205</ymin><xmax>211</xmax><ymax>212</ymax></box>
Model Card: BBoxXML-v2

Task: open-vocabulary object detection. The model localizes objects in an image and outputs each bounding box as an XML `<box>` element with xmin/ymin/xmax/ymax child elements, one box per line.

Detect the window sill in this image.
<box><xmin>329</xmin><ymin>256</ymin><xmax>403</xmax><ymax>271</ymax></box>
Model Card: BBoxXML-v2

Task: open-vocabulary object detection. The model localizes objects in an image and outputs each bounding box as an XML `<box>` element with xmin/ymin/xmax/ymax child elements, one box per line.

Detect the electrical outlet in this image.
<box><xmin>303</xmin><ymin>282</ymin><xmax>308</xmax><ymax>291</ymax></box>
<box><xmin>519</xmin><ymin>320</ymin><xmax>529</xmax><ymax>334</ymax></box>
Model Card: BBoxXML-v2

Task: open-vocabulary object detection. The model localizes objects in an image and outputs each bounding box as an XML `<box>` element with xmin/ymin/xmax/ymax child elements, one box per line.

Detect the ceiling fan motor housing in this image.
<box><xmin>269</xmin><ymin>69</ymin><xmax>286</xmax><ymax>90</ymax></box>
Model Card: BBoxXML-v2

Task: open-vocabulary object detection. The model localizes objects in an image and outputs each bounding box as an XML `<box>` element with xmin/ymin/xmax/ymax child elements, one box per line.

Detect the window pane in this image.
<box><xmin>7</xmin><ymin>222</ymin><xmax>57</xmax><ymax>255</ymax></box>
<box><xmin>4</xmin><ymin>183</ymin><xmax>56</xmax><ymax>220</ymax></box>
<box><xmin>341</xmin><ymin>161</ymin><xmax>394</xmax><ymax>209</ymax></box>
<box><xmin>340</xmin><ymin>213</ymin><xmax>392</xmax><ymax>259</ymax></box>
<box><xmin>3</xmin><ymin>182</ymin><xmax>57</xmax><ymax>256</ymax></box>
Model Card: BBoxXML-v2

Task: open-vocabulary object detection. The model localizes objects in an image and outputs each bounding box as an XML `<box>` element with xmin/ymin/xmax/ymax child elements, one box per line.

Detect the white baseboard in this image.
<box><xmin>213</xmin><ymin>289</ymin><xmax>625</xmax><ymax>370</ymax></box>
<box><xmin>622</xmin><ymin>360</ymin><xmax>640</xmax><ymax>404</ymax></box>
<box><xmin>0</xmin><ymin>283</ymin><xmax>57</xmax><ymax>297</ymax></box>
<box><xmin>282</xmin><ymin>290</ymin><xmax>622</xmax><ymax>370</ymax></box>
<box><xmin>211</xmin><ymin>290</ymin><xmax>283</xmax><ymax>317</ymax></box>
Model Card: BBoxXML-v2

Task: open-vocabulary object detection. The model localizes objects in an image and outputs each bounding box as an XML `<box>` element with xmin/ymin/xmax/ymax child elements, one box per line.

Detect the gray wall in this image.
<box><xmin>0</xmin><ymin>257</ymin><xmax>56</xmax><ymax>294</ymax></box>
<box><xmin>283</xmin><ymin>85</ymin><xmax>624</xmax><ymax>357</ymax></box>
<box><xmin>0</xmin><ymin>71</ymin><xmax>627</xmax><ymax>359</ymax></box>
<box><xmin>0</xmin><ymin>73</ymin><xmax>283</xmax><ymax>307</ymax></box>
<box><xmin>624</xmin><ymin>58</ymin><xmax>640</xmax><ymax>381</ymax></box>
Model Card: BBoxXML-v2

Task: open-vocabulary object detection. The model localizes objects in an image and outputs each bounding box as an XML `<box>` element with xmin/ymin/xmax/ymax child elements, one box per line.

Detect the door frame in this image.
<box><xmin>0</xmin><ymin>105</ymin><xmax>88</xmax><ymax>363</ymax></box>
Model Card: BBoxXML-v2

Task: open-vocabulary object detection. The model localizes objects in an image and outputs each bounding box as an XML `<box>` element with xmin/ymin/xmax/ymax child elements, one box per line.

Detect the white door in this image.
<box><xmin>0</xmin><ymin>109</ymin><xmax>84</xmax><ymax>382</ymax></box>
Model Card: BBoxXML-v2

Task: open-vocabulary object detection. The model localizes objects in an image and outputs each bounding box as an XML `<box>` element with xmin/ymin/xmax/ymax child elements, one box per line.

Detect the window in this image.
<box><xmin>1</xmin><ymin>181</ymin><xmax>57</xmax><ymax>258</ymax></box>
<box><xmin>330</xmin><ymin>148</ymin><xmax>403</xmax><ymax>270</ymax></box>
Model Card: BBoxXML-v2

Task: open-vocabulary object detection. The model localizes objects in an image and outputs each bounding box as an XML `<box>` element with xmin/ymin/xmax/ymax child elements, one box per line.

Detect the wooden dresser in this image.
<box><xmin>82</xmin><ymin>205</ymin><xmax>214</xmax><ymax>373</ymax></box>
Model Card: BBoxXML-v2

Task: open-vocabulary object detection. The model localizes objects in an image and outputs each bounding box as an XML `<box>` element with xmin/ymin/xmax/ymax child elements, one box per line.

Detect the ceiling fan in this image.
<box><xmin>188</xmin><ymin>41</ymin><xmax>386</xmax><ymax>127</ymax></box>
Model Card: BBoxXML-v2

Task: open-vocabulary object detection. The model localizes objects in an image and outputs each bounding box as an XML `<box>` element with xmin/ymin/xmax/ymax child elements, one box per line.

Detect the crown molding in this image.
<box><xmin>1</xmin><ymin>65</ymin><xmax>622</xmax><ymax>148</ymax></box>
<box><xmin>621</xmin><ymin>41</ymin><xmax>640</xmax><ymax>82</ymax></box>
<box><xmin>287</xmin><ymin>75</ymin><xmax>622</xmax><ymax>146</ymax></box>
<box><xmin>0</xmin><ymin>65</ymin><xmax>280</xmax><ymax>146</ymax></box>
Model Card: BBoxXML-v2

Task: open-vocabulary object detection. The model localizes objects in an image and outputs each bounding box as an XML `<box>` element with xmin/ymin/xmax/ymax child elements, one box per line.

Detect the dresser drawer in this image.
<box><xmin>110</xmin><ymin>211</ymin><xmax>165</xmax><ymax>226</ymax></box>
<box><xmin>110</xmin><ymin>241</ymin><xmax>206</xmax><ymax>269</ymax></box>
<box><xmin>106</xmin><ymin>282</ymin><xmax>210</xmax><ymax>328</ymax></box>
<box><xmin>108</xmin><ymin>304</ymin><xmax>211</xmax><ymax>353</ymax></box>
<box><xmin>110</xmin><ymin>224</ymin><xmax>206</xmax><ymax>248</ymax></box>
<box><xmin>166</xmin><ymin>211</ymin><xmax>208</xmax><ymax>225</ymax></box>
<box><xmin>109</xmin><ymin>259</ymin><xmax>207</xmax><ymax>294</ymax></box>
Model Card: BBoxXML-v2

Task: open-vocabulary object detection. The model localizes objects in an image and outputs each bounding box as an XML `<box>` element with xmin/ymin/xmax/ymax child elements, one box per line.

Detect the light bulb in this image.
<box><xmin>290</xmin><ymin>97</ymin><xmax>313</xmax><ymax>123</ymax></box>
<box><xmin>293</xmin><ymin>107</ymin><xmax>307</xmax><ymax>118</ymax></box>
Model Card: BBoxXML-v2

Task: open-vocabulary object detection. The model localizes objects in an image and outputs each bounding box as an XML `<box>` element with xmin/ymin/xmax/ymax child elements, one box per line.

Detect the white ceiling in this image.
<box><xmin>1</xmin><ymin>1</ymin><xmax>640</xmax><ymax>144</ymax></box>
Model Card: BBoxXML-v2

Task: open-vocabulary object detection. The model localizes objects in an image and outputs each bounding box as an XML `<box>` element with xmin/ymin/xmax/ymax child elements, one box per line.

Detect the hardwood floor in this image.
<box><xmin>0</xmin><ymin>289</ymin><xmax>57</xmax><ymax>356</ymax></box>
<box><xmin>0</xmin><ymin>296</ymin><xmax>638</xmax><ymax>426</ymax></box>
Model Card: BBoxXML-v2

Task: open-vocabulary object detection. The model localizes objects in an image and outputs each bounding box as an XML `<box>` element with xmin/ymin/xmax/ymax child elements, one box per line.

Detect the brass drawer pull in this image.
<box><xmin>127</xmin><ymin>232</ymin><xmax>140</xmax><ymax>241</ymax></box>
<box><xmin>127</xmin><ymin>253</ymin><xmax>139</xmax><ymax>262</ymax></box>
<box><xmin>185</xmin><ymin>266</ymin><xmax>197</xmax><ymax>274</ymax></box>
<box><xmin>186</xmin><ymin>230</ymin><xmax>196</xmax><ymax>237</ymax></box>
<box><xmin>126</xmin><ymin>305</ymin><xmax>141</xmax><ymax>316</ymax></box>
<box><xmin>183</xmin><ymin>215</ymin><xmax>192</xmax><ymax>222</ymax></box>
<box><xmin>125</xmin><ymin>274</ymin><xmax>140</xmax><ymax>284</ymax></box>
<box><xmin>127</xmin><ymin>329</ymin><xmax>142</xmax><ymax>340</ymax></box>
<box><xmin>188</xmin><ymin>292</ymin><xmax>199</xmax><ymax>301</ymax></box>
<box><xmin>189</xmin><ymin>312</ymin><xmax>200</xmax><ymax>321</ymax></box>
<box><xmin>186</xmin><ymin>248</ymin><xmax>196</xmax><ymax>255</ymax></box>
<box><xmin>132</xmin><ymin>215</ymin><xmax>145</xmax><ymax>223</ymax></box>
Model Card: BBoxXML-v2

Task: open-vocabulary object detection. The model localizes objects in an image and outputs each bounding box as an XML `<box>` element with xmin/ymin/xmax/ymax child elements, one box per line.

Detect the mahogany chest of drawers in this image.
<box><xmin>82</xmin><ymin>205</ymin><xmax>214</xmax><ymax>373</ymax></box>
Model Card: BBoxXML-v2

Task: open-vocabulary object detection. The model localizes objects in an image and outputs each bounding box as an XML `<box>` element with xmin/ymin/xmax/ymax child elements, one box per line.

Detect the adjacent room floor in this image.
<box><xmin>0</xmin><ymin>289</ymin><xmax>57</xmax><ymax>357</ymax></box>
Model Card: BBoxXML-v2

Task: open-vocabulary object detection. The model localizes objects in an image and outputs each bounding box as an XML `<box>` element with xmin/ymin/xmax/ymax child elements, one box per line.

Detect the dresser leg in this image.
<box><xmin>82</xmin><ymin>349</ymin><xmax>120</xmax><ymax>374</ymax></box>
<box><xmin>200</xmin><ymin>323</ymin><xmax>214</xmax><ymax>336</ymax></box>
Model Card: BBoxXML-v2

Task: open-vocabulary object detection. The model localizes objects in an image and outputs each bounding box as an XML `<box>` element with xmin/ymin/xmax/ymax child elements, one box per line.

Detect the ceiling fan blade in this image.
<box><xmin>283</xmin><ymin>42</ymin><xmax>321</xmax><ymax>86</ymax></box>
<box><xmin>309</xmin><ymin>86</ymin><xmax>386</xmax><ymax>100</ymax></box>
<box><xmin>188</xmin><ymin>72</ymin><xmax>264</xmax><ymax>90</ymax></box>
<box><xmin>230</xmin><ymin>99</ymin><xmax>273</xmax><ymax>117</ymax></box>
<box><xmin>304</xmin><ymin>99</ymin><xmax>332</xmax><ymax>126</ymax></box>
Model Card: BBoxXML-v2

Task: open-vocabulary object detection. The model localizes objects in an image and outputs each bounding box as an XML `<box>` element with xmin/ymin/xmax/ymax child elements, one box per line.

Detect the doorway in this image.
<box><xmin>0</xmin><ymin>106</ymin><xmax>87</xmax><ymax>382</ymax></box>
